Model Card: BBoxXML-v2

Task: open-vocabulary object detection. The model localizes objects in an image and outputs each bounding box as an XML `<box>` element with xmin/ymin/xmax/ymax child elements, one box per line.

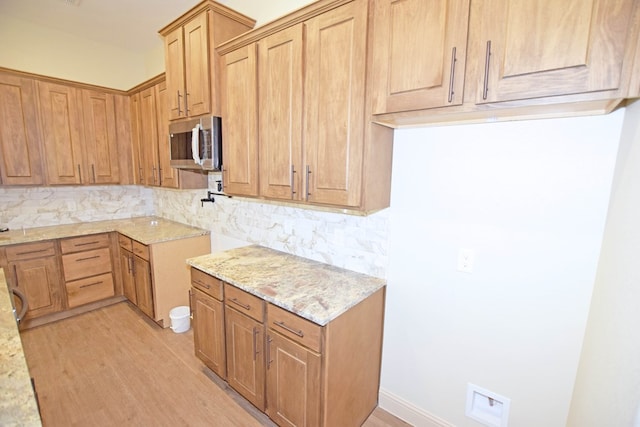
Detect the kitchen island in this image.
<box><xmin>0</xmin><ymin>268</ymin><xmax>41</xmax><ymax>426</ymax></box>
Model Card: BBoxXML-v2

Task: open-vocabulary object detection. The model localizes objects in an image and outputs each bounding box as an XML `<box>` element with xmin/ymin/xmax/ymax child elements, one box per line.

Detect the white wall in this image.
<box><xmin>381</xmin><ymin>111</ymin><xmax>624</xmax><ymax>426</ymax></box>
<box><xmin>567</xmin><ymin>102</ymin><xmax>640</xmax><ymax>426</ymax></box>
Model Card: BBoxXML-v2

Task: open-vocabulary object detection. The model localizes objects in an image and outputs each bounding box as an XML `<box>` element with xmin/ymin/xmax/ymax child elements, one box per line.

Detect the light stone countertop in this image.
<box><xmin>0</xmin><ymin>216</ymin><xmax>209</xmax><ymax>247</ymax></box>
<box><xmin>0</xmin><ymin>268</ymin><xmax>42</xmax><ymax>426</ymax></box>
<box><xmin>188</xmin><ymin>245</ymin><xmax>386</xmax><ymax>326</ymax></box>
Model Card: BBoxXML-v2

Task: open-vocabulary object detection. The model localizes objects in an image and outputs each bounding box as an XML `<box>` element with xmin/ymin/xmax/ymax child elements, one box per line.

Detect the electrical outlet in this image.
<box><xmin>457</xmin><ymin>248</ymin><xmax>475</xmax><ymax>273</ymax></box>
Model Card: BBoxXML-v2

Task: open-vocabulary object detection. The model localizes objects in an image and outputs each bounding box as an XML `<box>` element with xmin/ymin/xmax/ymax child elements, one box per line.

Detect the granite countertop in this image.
<box><xmin>0</xmin><ymin>269</ymin><xmax>42</xmax><ymax>426</ymax></box>
<box><xmin>0</xmin><ymin>216</ymin><xmax>209</xmax><ymax>247</ymax></box>
<box><xmin>188</xmin><ymin>245</ymin><xmax>386</xmax><ymax>326</ymax></box>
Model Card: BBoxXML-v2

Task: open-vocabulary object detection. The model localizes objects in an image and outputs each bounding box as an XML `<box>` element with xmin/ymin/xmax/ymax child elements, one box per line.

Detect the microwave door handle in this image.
<box><xmin>192</xmin><ymin>124</ymin><xmax>203</xmax><ymax>166</ymax></box>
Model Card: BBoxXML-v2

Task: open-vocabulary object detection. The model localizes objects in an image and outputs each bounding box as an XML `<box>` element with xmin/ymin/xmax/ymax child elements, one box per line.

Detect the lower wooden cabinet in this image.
<box><xmin>118</xmin><ymin>234</ymin><xmax>154</xmax><ymax>319</ymax></box>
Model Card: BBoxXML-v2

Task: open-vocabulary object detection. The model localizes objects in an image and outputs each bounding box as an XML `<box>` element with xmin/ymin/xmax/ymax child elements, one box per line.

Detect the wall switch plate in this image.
<box><xmin>457</xmin><ymin>248</ymin><xmax>475</xmax><ymax>273</ymax></box>
<box><xmin>465</xmin><ymin>383</ymin><xmax>510</xmax><ymax>427</ymax></box>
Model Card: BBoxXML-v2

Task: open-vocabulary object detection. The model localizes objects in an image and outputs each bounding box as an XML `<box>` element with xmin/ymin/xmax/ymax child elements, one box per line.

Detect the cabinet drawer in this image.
<box><xmin>132</xmin><ymin>240</ymin><xmax>149</xmax><ymax>261</ymax></box>
<box><xmin>267</xmin><ymin>303</ymin><xmax>322</xmax><ymax>353</ymax></box>
<box><xmin>224</xmin><ymin>283</ymin><xmax>264</xmax><ymax>322</ymax></box>
<box><xmin>62</xmin><ymin>247</ymin><xmax>112</xmax><ymax>281</ymax></box>
<box><xmin>6</xmin><ymin>241</ymin><xmax>56</xmax><ymax>261</ymax></box>
<box><xmin>66</xmin><ymin>272</ymin><xmax>115</xmax><ymax>308</ymax></box>
<box><xmin>191</xmin><ymin>268</ymin><xmax>223</xmax><ymax>300</ymax></box>
<box><xmin>60</xmin><ymin>233</ymin><xmax>110</xmax><ymax>254</ymax></box>
<box><xmin>118</xmin><ymin>234</ymin><xmax>132</xmax><ymax>251</ymax></box>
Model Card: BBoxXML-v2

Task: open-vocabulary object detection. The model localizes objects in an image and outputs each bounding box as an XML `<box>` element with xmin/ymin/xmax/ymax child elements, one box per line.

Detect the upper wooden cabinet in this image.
<box><xmin>0</xmin><ymin>72</ymin><xmax>45</xmax><ymax>185</ymax></box>
<box><xmin>471</xmin><ymin>0</ymin><xmax>638</xmax><ymax>104</ymax></box>
<box><xmin>219</xmin><ymin>0</ymin><xmax>394</xmax><ymax>212</ymax></box>
<box><xmin>221</xmin><ymin>44</ymin><xmax>259</xmax><ymax>197</ymax></box>
<box><xmin>159</xmin><ymin>0</ymin><xmax>255</xmax><ymax>121</ymax></box>
<box><xmin>39</xmin><ymin>82</ymin><xmax>121</xmax><ymax>185</ymax></box>
<box><xmin>371</xmin><ymin>0</ymin><xmax>471</xmax><ymax>114</ymax></box>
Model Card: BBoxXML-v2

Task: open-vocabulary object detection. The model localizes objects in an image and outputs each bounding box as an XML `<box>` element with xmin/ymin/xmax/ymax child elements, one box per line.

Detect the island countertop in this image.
<box><xmin>187</xmin><ymin>245</ymin><xmax>386</xmax><ymax>326</ymax></box>
<box><xmin>0</xmin><ymin>216</ymin><xmax>209</xmax><ymax>247</ymax></box>
<box><xmin>0</xmin><ymin>268</ymin><xmax>42</xmax><ymax>426</ymax></box>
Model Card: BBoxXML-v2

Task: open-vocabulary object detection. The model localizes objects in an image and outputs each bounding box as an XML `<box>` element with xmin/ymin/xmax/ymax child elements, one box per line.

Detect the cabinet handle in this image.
<box><xmin>80</xmin><ymin>280</ymin><xmax>103</xmax><ymax>289</ymax></box>
<box><xmin>273</xmin><ymin>320</ymin><xmax>304</xmax><ymax>338</ymax></box>
<box><xmin>158</xmin><ymin>167</ymin><xmax>163</xmax><ymax>186</ymax></box>
<box><xmin>185</xmin><ymin>92</ymin><xmax>190</xmax><ymax>114</ymax></box>
<box><xmin>194</xmin><ymin>279</ymin><xmax>210</xmax><ymax>289</ymax></box>
<box><xmin>75</xmin><ymin>255</ymin><xmax>100</xmax><ymax>262</ymax></box>
<box><xmin>229</xmin><ymin>297</ymin><xmax>250</xmax><ymax>311</ymax></box>
<box><xmin>16</xmin><ymin>249</ymin><xmax>48</xmax><ymax>256</ymax></box>
<box><xmin>448</xmin><ymin>47</ymin><xmax>457</xmax><ymax>103</ymax></box>
<box><xmin>127</xmin><ymin>255</ymin><xmax>133</xmax><ymax>274</ymax></box>
<box><xmin>290</xmin><ymin>165</ymin><xmax>297</xmax><ymax>198</ymax></box>
<box><xmin>78</xmin><ymin>164</ymin><xmax>83</xmax><ymax>184</ymax></box>
<box><xmin>482</xmin><ymin>40</ymin><xmax>492</xmax><ymax>100</ymax></box>
<box><xmin>188</xmin><ymin>289</ymin><xmax>193</xmax><ymax>317</ymax></box>
<box><xmin>130</xmin><ymin>255</ymin><xmax>136</xmax><ymax>275</ymax></box>
<box><xmin>267</xmin><ymin>335</ymin><xmax>273</xmax><ymax>369</ymax></box>
<box><xmin>74</xmin><ymin>241</ymin><xmax>100</xmax><ymax>247</ymax></box>
<box><xmin>177</xmin><ymin>91</ymin><xmax>183</xmax><ymax>116</ymax></box>
<box><xmin>11</xmin><ymin>287</ymin><xmax>28</xmax><ymax>323</ymax></box>
<box><xmin>221</xmin><ymin>166</ymin><xmax>226</xmax><ymax>191</ymax></box>
<box><xmin>91</xmin><ymin>164</ymin><xmax>96</xmax><ymax>183</ymax></box>
<box><xmin>252</xmin><ymin>327</ymin><xmax>259</xmax><ymax>361</ymax></box>
<box><xmin>305</xmin><ymin>165</ymin><xmax>311</xmax><ymax>201</ymax></box>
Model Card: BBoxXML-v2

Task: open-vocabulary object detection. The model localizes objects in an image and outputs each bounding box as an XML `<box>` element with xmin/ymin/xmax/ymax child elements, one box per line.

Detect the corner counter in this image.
<box><xmin>0</xmin><ymin>268</ymin><xmax>41</xmax><ymax>426</ymax></box>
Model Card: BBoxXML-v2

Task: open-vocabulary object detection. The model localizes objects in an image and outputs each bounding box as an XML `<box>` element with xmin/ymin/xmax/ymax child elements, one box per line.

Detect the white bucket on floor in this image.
<box><xmin>169</xmin><ymin>306</ymin><xmax>190</xmax><ymax>333</ymax></box>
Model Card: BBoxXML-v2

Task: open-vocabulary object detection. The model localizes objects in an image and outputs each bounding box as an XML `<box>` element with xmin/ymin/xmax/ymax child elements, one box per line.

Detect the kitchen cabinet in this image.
<box><xmin>0</xmin><ymin>72</ymin><xmax>45</xmax><ymax>185</ymax></box>
<box><xmin>225</xmin><ymin>283</ymin><xmax>266</xmax><ymax>410</ymax></box>
<box><xmin>129</xmin><ymin>77</ymin><xmax>208</xmax><ymax>189</ymax></box>
<box><xmin>160</xmin><ymin>0</ymin><xmax>255</xmax><ymax>120</ymax></box>
<box><xmin>129</xmin><ymin>92</ymin><xmax>144</xmax><ymax>184</ymax></box>
<box><xmin>39</xmin><ymin>82</ymin><xmax>122</xmax><ymax>185</ymax></box>
<box><xmin>118</xmin><ymin>234</ymin><xmax>154</xmax><ymax>318</ymax></box>
<box><xmin>191</xmin><ymin>268</ymin><xmax>226</xmax><ymax>378</ymax></box>
<box><xmin>4</xmin><ymin>241</ymin><xmax>64</xmax><ymax>320</ymax></box>
<box><xmin>370</xmin><ymin>0</ymin><xmax>470</xmax><ymax>114</ymax></box>
<box><xmin>61</xmin><ymin>233</ymin><xmax>115</xmax><ymax>308</ymax></box>
<box><xmin>218</xmin><ymin>0</ymin><xmax>394</xmax><ymax>211</ymax></box>
<box><xmin>220</xmin><ymin>43</ymin><xmax>259</xmax><ymax>197</ymax></box>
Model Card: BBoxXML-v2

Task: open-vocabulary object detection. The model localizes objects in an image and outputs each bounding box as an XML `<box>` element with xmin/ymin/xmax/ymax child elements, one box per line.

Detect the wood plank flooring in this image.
<box><xmin>20</xmin><ymin>302</ymin><xmax>411</xmax><ymax>427</ymax></box>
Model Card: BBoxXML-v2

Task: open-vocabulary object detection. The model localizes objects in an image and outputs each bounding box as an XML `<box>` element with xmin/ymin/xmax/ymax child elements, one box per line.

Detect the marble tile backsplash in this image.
<box><xmin>0</xmin><ymin>186</ymin><xmax>153</xmax><ymax>230</ymax></box>
<box><xmin>0</xmin><ymin>183</ymin><xmax>389</xmax><ymax>278</ymax></box>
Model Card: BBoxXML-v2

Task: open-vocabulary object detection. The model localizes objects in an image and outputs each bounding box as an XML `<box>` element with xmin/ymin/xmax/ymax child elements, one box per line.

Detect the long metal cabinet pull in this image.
<box><xmin>273</xmin><ymin>320</ymin><xmax>304</xmax><ymax>338</ymax></box>
<box><xmin>482</xmin><ymin>40</ymin><xmax>492</xmax><ymax>100</ymax></box>
<box><xmin>16</xmin><ymin>249</ymin><xmax>48</xmax><ymax>256</ymax></box>
<box><xmin>11</xmin><ymin>287</ymin><xmax>28</xmax><ymax>323</ymax></box>
<box><xmin>448</xmin><ymin>47</ymin><xmax>457</xmax><ymax>103</ymax></box>
<box><xmin>79</xmin><ymin>280</ymin><xmax>103</xmax><ymax>289</ymax></box>
<box><xmin>75</xmin><ymin>255</ymin><xmax>100</xmax><ymax>262</ymax></box>
<box><xmin>91</xmin><ymin>164</ymin><xmax>96</xmax><ymax>183</ymax></box>
<box><xmin>266</xmin><ymin>335</ymin><xmax>273</xmax><ymax>369</ymax></box>
<box><xmin>177</xmin><ymin>91</ymin><xmax>182</xmax><ymax>116</ymax></box>
<box><xmin>290</xmin><ymin>165</ymin><xmax>297</xmax><ymax>199</ymax></box>
<box><xmin>127</xmin><ymin>254</ymin><xmax>133</xmax><ymax>274</ymax></box>
<box><xmin>74</xmin><ymin>241</ymin><xmax>100</xmax><ymax>247</ymax></box>
<box><xmin>230</xmin><ymin>298</ymin><xmax>250</xmax><ymax>310</ymax></box>
<box><xmin>252</xmin><ymin>327</ymin><xmax>259</xmax><ymax>361</ymax></box>
<box><xmin>305</xmin><ymin>166</ymin><xmax>311</xmax><ymax>201</ymax></box>
<box><xmin>158</xmin><ymin>168</ymin><xmax>163</xmax><ymax>186</ymax></box>
<box><xmin>77</xmin><ymin>164</ymin><xmax>82</xmax><ymax>184</ymax></box>
<box><xmin>185</xmin><ymin>92</ymin><xmax>190</xmax><ymax>115</ymax></box>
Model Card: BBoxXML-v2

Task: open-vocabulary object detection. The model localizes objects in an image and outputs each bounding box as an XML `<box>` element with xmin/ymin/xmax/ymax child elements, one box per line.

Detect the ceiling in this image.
<box><xmin>0</xmin><ymin>0</ymin><xmax>251</xmax><ymax>54</ymax></box>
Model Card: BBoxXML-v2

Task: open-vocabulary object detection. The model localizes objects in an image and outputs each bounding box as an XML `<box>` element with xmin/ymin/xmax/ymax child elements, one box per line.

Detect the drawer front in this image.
<box><xmin>60</xmin><ymin>233</ymin><xmax>110</xmax><ymax>254</ymax></box>
<box><xmin>118</xmin><ymin>234</ymin><xmax>132</xmax><ymax>251</ymax></box>
<box><xmin>62</xmin><ymin>247</ymin><xmax>112</xmax><ymax>282</ymax></box>
<box><xmin>267</xmin><ymin>303</ymin><xmax>322</xmax><ymax>353</ymax></box>
<box><xmin>132</xmin><ymin>240</ymin><xmax>149</xmax><ymax>261</ymax></box>
<box><xmin>224</xmin><ymin>283</ymin><xmax>264</xmax><ymax>322</ymax></box>
<box><xmin>6</xmin><ymin>241</ymin><xmax>56</xmax><ymax>261</ymax></box>
<box><xmin>66</xmin><ymin>272</ymin><xmax>115</xmax><ymax>308</ymax></box>
<box><xmin>191</xmin><ymin>268</ymin><xmax>223</xmax><ymax>300</ymax></box>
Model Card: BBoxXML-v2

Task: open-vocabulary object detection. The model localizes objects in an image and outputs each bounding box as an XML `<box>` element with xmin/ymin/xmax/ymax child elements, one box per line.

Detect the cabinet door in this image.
<box><xmin>38</xmin><ymin>81</ymin><xmax>85</xmax><ymax>185</ymax></box>
<box><xmin>184</xmin><ymin>12</ymin><xmax>211</xmax><ymax>118</ymax></box>
<box><xmin>221</xmin><ymin>44</ymin><xmax>259</xmax><ymax>196</ymax></box>
<box><xmin>155</xmin><ymin>81</ymin><xmax>179</xmax><ymax>189</ymax></box>
<box><xmin>258</xmin><ymin>24</ymin><xmax>304</xmax><ymax>201</ymax></box>
<box><xmin>134</xmin><ymin>255</ymin><xmax>154</xmax><ymax>319</ymax></box>
<box><xmin>120</xmin><ymin>250</ymin><xmax>137</xmax><ymax>304</ymax></box>
<box><xmin>304</xmin><ymin>1</ymin><xmax>367</xmax><ymax>207</ymax></box>
<box><xmin>266</xmin><ymin>331</ymin><xmax>321</xmax><ymax>427</ymax></box>
<box><xmin>129</xmin><ymin>92</ymin><xmax>145</xmax><ymax>185</ymax></box>
<box><xmin>165</xmin><ymin>26</ymin><xmax>186</xmax><ymax>120</ymax></box>
<box><xmin>139</xmin><ymin>86</ymin><xmax>160</xmax><ymax>186</ymax></box>
<box><xmin>473</xmin><ymin>0</ymin><xmax>636</xmax><ymax>103</ymax></box>
<box><xmin>82</xmin><ymin>90</ymin><xmax>120</xmax><ymax>184</ymax></box>
<box><xmin>371</xmin><ymin>0</ymin><xmax>470</xmax><ymax>113</ymax></box>
<box><xmin>192</xmin><ymin>288</ymin><xmax>226</xmax><ymax>379</ymax></box>
<box><xmin>226</xmin><ymin>306</ymin><xmax>265</xmax><ymax>410</ymax></box>
<box><xmin>0</xmin><ymin>73</ymin><xmax>44</xmax><ymax>185</ymax></box>
<box><xmin>9</xmin><ymin>257</ymin><xmax>64</xmax><ymax>320</ymax></box>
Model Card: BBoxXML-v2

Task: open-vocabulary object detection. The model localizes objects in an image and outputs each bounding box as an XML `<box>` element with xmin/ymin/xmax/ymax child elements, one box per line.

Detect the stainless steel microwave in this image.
<box><xmin>169</xmin><ymin>116</ymin><xmax>222</xmax><ymax>171</ymax></box>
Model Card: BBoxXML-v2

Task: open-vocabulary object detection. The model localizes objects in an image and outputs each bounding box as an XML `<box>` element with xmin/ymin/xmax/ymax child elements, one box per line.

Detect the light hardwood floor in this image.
<box><xmin>20</xmin><ymin>302</ymin><xmax>411</xmax><ymax>427</ymax></box>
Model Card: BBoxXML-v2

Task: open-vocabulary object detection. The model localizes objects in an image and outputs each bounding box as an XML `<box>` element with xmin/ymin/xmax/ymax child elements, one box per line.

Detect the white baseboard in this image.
<box><xmin>378</xmin><ymin>388</ymin><xmax>455</xmax><ymax>427</ymax></box>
